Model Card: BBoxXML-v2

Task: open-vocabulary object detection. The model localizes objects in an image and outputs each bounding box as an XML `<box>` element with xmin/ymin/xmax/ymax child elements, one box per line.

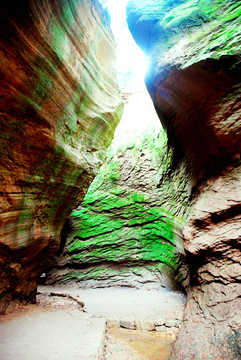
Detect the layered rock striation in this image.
<box><xmin>0</xmin><ymin>0</ymin><xmax>123</xmax><ymax>313</ymax></box>
<box><xmin>127</xmin><ymin>0</ymin><xmax>241</xmax><ymax>359</ymax></box>
<box><xmin>47</xmin><ymin>88</ymin><xmax>190</xmax><ymax>291</ymax></box>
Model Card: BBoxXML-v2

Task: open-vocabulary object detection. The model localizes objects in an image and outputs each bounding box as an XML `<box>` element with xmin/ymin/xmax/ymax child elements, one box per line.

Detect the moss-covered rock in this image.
<box><xmin>127</xmin><ymin>0</ymin><xmax>241</xmax><ymax>67</ymax></box>
<box><xmin>48</xmin><ymin>89</ymin><xmax>190</xmax><ymax>290</ymax></box>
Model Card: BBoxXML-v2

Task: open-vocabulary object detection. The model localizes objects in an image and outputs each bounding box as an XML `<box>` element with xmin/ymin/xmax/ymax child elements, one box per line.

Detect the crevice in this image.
<box><xmin>48</xmin><ymin>259</ymin><xmax>176</xmax><ymax>271</ymax></box>
<box><xmin>36</xmin><ymin>290</ymin><xmax>86</xmax><ymax>311</ymax></box>
<box><xmin>192</xmin><ymin>203</ymin><xmax>241</xmax><ymax>229</ymax></box>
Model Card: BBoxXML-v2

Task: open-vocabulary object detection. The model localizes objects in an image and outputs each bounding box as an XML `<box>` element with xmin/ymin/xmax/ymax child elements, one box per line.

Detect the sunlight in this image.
<box><xmin>100</xmin><ymin>0</ymin><xmax>149</xmax><ymax>88</ymax></box>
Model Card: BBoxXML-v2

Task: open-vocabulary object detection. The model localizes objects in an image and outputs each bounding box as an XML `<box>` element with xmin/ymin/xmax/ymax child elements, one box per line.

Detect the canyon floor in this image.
<box><xmin>0</xmin><ymin>286</ymin><xmax>186</xmax><ymax>360</ymax></box>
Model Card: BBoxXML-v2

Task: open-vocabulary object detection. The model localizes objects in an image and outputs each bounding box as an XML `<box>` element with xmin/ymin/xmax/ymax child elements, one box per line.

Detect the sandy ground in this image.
<box><xmin>0</xmin><ymin>286</ymin><xmax>186</xmax><ymax>360</ymax></box>
<box><xmin>103</xmin><ymin>327</ymin><xmax>176</xmax><ymax>360</ymax></box>
<box><xmin>37</xmin><ymin>285</ymin><xmax>186</xmax><ymax>322</ymax></box>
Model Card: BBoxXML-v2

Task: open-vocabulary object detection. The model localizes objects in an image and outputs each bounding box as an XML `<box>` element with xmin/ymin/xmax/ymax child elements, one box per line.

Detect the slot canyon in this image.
<box><xmin>0</xmin><ymin>0</ymin><xmax>240</xmax><ymax>359</ymax></box>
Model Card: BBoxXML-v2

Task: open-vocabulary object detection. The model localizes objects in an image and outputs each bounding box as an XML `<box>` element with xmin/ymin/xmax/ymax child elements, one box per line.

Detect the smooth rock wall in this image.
<box><xmin>0</xmin><ymin>0</ymin><xmax>123</xmax><ymax>313</ymax></box>
<box><xmin>127</xmin><ymin>0</ymin><xmax>241</xmax><ymax>358</ymax></box>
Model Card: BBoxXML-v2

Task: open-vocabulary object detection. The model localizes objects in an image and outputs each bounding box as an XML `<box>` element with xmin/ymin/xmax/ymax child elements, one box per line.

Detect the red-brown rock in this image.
<box><xmin>0</xmin><ymin>0</ymin><xmax>123</xmax><ymax>313</ymax></box>
<box><xmin>127</xmin><ymin>0</ymin><xmax>241</xmax><ymax>358</ymax></box>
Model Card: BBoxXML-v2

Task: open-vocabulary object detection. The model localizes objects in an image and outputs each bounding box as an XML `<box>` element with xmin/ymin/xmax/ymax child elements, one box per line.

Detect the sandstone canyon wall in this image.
<box><xmin>47</xmin><ymin>88</ymin><xmax>190</xmax><ymax>291</ymax></box>
<box><xmin>127</xmin><ymin>0</ymin><xmax>241</xmax><ymax>359</ymax></box>
<box><xmin>0</xmin><ymin>0</ymin><xmax>123</xmax><ymax>314</ymax></box>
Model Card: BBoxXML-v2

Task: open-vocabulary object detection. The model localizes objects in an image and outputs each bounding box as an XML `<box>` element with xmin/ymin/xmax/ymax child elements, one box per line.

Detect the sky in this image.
<box><xmin>99</xmin><ymin>0</ymin><xmax>148</xmax><ymax>89</ymax></box>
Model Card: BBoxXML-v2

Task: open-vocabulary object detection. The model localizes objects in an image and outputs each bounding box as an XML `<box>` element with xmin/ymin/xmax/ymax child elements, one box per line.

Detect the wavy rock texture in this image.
<box><xmin>47</xmin><ymin>88</ymin><xmax>190</xmax><ymax>291</ymax></box>
<box><xmin>0</xmin><ymin>0</ymin><xmax>123</xmax><ymax>314</ymax></box>
<box><xmin>127</xmin><ymin>0</ymin><xmax>241</xmax><ymax>359</ymax></box>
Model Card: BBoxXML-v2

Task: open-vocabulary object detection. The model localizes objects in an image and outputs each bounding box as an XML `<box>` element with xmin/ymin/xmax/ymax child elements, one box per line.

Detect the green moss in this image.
<box><xmin>34</xmin><ymin>71</ymin><xmax>53</xmax><ymax>99</ymax></box>
<box><xmin>164</xmin><ymin>8</ymin><xmax>209</xmax><ymax>29</ymax></box>
<box><xmin>222</xmin><ymin>5</ymin><xmax>241</xmax><ymax>21</ymax></box>
<box><xmin>108</xmin><ymin>161</ymin><xmax>122</xmax><ymax>183</ymax></box>
<box><xmin>67</xmin><ymin>183</ymin><xmax>183</xmax><ymax>268</ymax></box>
<box><xmin>63</xmin><ymin>100</ymin><xmax>189</xmax><ymax>286</ymax></box>
<box><xmin>139</xmin><ymin>0</ymin><xmax>240</xmax><ymax>66</ymax></box>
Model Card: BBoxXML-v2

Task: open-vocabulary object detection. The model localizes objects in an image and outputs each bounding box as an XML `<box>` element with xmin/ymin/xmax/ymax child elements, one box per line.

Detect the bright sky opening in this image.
<box><xmin>100</xmin><ymin>0</ymin><xmax>149</xmax><ymax>89</ymax></box>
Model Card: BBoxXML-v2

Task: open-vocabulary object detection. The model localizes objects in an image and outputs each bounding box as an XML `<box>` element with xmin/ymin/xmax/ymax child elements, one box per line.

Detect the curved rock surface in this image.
<box><xmin>47</xmin><ymin>88</ymin><xmax>190</xmax><ymax>291</ymax></box>
<box><xmin>0</xmin><ymin>0</ymin><xmax>123</xmax><ymax>313</ymax></box>
<box><xmin>127</xmin><ymin>0</ymin><xmax>241</xmax><ymax>359</ymax></box>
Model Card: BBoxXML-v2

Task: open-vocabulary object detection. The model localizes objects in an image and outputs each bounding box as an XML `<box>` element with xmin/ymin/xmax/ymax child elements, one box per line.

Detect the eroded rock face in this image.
<box><xmin>178</xmin><ymin>165</ymin><xmax>241</xmax><ymax>359</ymax></box>
<box><xmin>0</xmin><ymin>0</ymin><xmax>123</xmax><ymax>313</ymax></box>
<box><xmin>127</xmin><ymin>0</ymin><xmax>241</xmax><ymax>358</ymax></box>
<box><xmin>47</xmin><ymin>88</ymin><xmax>190</xmax><ymax>291</ymax></box>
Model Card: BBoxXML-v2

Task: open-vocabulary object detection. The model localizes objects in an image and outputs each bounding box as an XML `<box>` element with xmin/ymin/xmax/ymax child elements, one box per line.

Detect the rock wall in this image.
<box><xmin>127</xmin><ymin>0</ymin><xmax>241</xmax><ymax>359</ymax></box>
<box><xmin>0</xmin><ymin>0</ymin><xmax>123</xmax><ymax>314</ymax></box>
<box><xmin>47</xmin><ymin>88</ymin><xmax>190</xmax><ymax>291</ymax></box>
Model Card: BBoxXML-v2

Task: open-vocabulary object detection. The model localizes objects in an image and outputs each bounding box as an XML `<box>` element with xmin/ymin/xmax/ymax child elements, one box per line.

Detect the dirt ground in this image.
<box><xmin>0</xmin><ymin>286</ymin><xmax>186</xmax><ymax>360</ymax></box>
<box><xmin>102</xmin><ymin>327</ymin><xmax>177</xmax><ymax>360</ymax></box>
<box><xmin>37</xmin><ymin>285</ymin><xmax>186</xmax><ymax>322</ymax></box>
